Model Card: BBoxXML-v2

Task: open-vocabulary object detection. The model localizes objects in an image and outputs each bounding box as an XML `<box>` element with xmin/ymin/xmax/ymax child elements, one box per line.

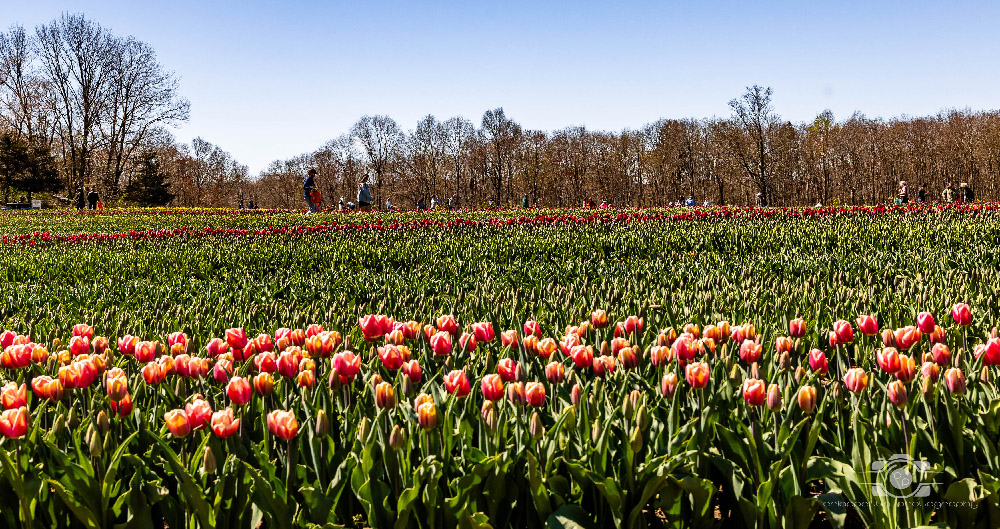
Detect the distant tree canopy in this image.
<box><xmin>5</xmin><ymin>15</ymin><xmax>1000</xmax><ymax>208</ymax></box>
<box><xmin>0</xmin><ymin>130</ymin><xmax>58</xmax><ymax>201</ymax></box>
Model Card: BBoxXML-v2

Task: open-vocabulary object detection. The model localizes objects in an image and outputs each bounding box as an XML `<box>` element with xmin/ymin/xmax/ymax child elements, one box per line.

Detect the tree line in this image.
<box><xmin>4</xmin><ymin>15</ymin><xmax>1000</xmax><ymax>208</ymax></box>
<box><xmin>253</xmin><ymin>90</ymin><xmax>1000</xmax><ymax>209</ymax></box>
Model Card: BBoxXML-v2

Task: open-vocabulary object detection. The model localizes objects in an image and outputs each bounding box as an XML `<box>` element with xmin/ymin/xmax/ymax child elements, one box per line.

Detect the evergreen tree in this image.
<box><xmin>125</xmin><ymin>151</ymin><xmax>173</xmax><ymax>206</ymax></box>
<box><xmin>0</xmin><ymin>131</ymin><xmax>60</xmax><ymax>202</ymax></box>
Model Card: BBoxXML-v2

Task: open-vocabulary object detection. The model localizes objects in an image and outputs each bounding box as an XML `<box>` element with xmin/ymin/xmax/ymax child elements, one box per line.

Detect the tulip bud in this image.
<box><xmin>766</xmin><ymin>384</ymin><xmax>782</xmax><ymax>412</ymax></box>
<box><xmin>778</xmin><ymin>351</ymin><xmax>791</xmax><ymax>372</ymax></box>
<box><xmin>481</xmin><ymin>401</ymin><xmax>499</xmax><ymax>431</ymax></box>
<box><xmin>600</xmin><ymin>341</ymin><xmax>610</xmax><ymax>357</ymax></box>
<box><xmin>68</xmin><ymin>407</ymin><xmax>80</xmax><ymax>429</ymax></box>
<box><xmin>51</xmin><ymin>413</ymin><xmax>66</xmax><ymax>437</ymax></box>
<box><xmin>921</xmin><ymin>376</ymin><xmax>935</xmax><ymax>400</ymax></box>
<box><xmin>88</xmin><ymin>426</ymin><xmax>102</xmax><ymax>457</ymax></box>
<box><xmin>315</xmin><ymin>410</ymin><xmax>330</xmax><ymax>437</ymax></box>
<box><xmin>591</xmin><ymin>419</ymin><xmax>603</xmax><ymax>444</ymax></box>
<box><xmin>794</xmin><ymin>366</ymin><xmax>806</xmax><ymax>385</ymax></box>
<box><xmin>797</xmin><ymin>385</ymin><xmax>817</xmax><ymax>413</ymax></box>
<box><xmin>570</xmin><ymin>384</ymin><xmax>582</xmax><ymax>406</ymax></box>
<box><xmin>982</xmin><ymin>366</ymin><xmax>991</xmax><ymax>384</ymax></box>
<box><xmin>944</xmin><ymin>368</ymin><xmax>967</xmax><ymax>395</ymax></box>
<box><xmin>357</xmin><ymin>417</ymin><xmax>371</xmax><ymax>444</ymax></box>
<box><xmin>202</xmin><ymin>446</ymin><xmax>217</xmax><ymax>474</ymax></box>
<box><xmin>389</xmin><ymin>425</ymin><xmax>407</xmax><ymax>450</ymax></box>
<box><xmin>629</xmin><ymin>424</ymin><xmax>643</xmax><ymax>453</ymax></box>
<box><xmin>661</xmin><ymin>372</ymin><xmax>678</xmax><ymax>398</ymax></box>
<box><xmin>728</xmin><ymin>364</ymin><xmax>741</xmax><ymax>386</ymax></box>
<box><xmin>636</xmin><ymin>404</ymin><xmax>650</xmax><ymax>431</ymax></box>
<box><xmin>749</xmin><ymin>362</ymin><xmax>761</xmax><ymax>381</ymax></box>
<box><xmin>529</xmin><ymin>412</ymin><xmax>545</xmax><ymax>440</ymax></box>
<box><xmin>96</xmin><ymin>411</ymin><xmax>110</xmax><ymax>435</ymax></box>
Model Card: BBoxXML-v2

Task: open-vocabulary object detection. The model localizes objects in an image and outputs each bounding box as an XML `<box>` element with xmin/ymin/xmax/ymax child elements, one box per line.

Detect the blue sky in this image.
<box><xmin>7</xmin><ymin>1</ymin><xmax>1000</xmax><ymax>174</ymax></box>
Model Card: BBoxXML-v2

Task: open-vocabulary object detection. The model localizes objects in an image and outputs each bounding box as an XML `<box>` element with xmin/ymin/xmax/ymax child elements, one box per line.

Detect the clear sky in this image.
<box><xmin>7</xmin><ymin>1</ymin><xmax>1000</xmax><ymax>174</ymax></box>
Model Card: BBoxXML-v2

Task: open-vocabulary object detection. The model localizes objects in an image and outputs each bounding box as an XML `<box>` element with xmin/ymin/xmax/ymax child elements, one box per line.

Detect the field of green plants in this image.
<box><xmin>2</xmin><ymin>204</ymin><xmax>1000</xmax><ymax>529</ymax></box>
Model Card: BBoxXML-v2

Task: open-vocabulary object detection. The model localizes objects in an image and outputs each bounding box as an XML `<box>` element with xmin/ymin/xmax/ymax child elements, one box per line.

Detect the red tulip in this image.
<box><xmin>400</xmin><ymin>321</ymin><xmax>420</xmax><ymax>340</ymax></box>
<box><xmin>766</xmin><ymin>384</ymin><xmax>782</xmax><ymax>412</ymax></box>
<box><xmin>525</xmin><ymin>382</ymin><xmax>546</xmax><ymax>407</ymax></box>
<box><xmin>497</xmin><ymin>358</ymin><xmax>519</xmax><ymax>382</ymax></box>
<box><xmin>375</xmin><ymin>382</ymin><xmax>396</xmax><ymax>409</ymax></box>
<box><xmin>844</xmin><ymin>367</ymin><xmax>868</xmax><ymax>393</ymax></box>
<box><xmin>267</xmin><ymin>410</ymin><xmax>299</xmax><ymax>440</ymax></box>
<box><xmin>401</xmin><ymin>360</ymin><xmax>422</xmax><ymax>383</ymax></box>
<box><xmin>332</xmin><ymin>351</ymin><xmax>360</xmax><ymax>380</ymax></box>
<box><xmin>544</xmin><ymin>361</ymin><xmax>565</xmax><ymax>384</ymax></box>
<box><xmin>856</xmin><ymin>315</ymin><xmax>878</xmax><ymax>336</ymax></box>
<box><xmin>185</xmin><ymin>398</ymin><xmax>213</xmax><ymax>430</ymax></box>
<box><xmin>227</xmin><ymin>376</ymin><xmax>252</xmax><ymax>405</ymax></box>
<box><xmin>921</xmin><ymin>362</ymin><xmax>940</xmax><ymax>382</ymax></box>
<box><xmin>458</xmin><ymin>333</ymin><xmax>477</xmax><ymax>353</ymax></box>
<box><xmin>895</xmin><ymin>355</ymin><xmax>916</xmax><ymax>383</ymax></box>
<box><xmin>383</xmin><ymin>329</ymin><xmax>405</xmax><ymax>346</ymax></box>
<box><xmin>887</xmin><ymin>380</ymin><xmax>908</xmax><ymax>407</ymax></box>
<box><xmin>500</xmin><ymin>330</ymin><xmax>519</xmax><ymax>348</ymax></box>
<box><xmin>685</xmin><ymin>362</ymin><xmax>710</xmax><ymax>389</ymax></box>
<box><xmin>188</xmin><ymin>357</ymin><xmax>210</xmax><ymax>379</ymax></box>
<box><xmin>592</xmin><ymin>355</ymin><xmax>615</xmax><ymax>377</ymax></box>
<box><xmin>92</xmin><ymin>336</ymin><xmax>108</xmax><ymax>355</ymax></box>
<box><xmin>481</xmin><ymin>374</ymin><xmax>504</xmax><ymax>401</ymax></box>
<box><xmin>164</xmin><ymin>409</ymin><xmax>192</xmax><ymax>437</ymax></box>
<box><xmin>255</xmin><ymin>351</ymin><xmax>278</xmax><ymax>373</ymax></box>
<box><xmin>916</xmin><ymin>312</ymin><xmax>936</xmax><ymax>334</ymax></box>
<box><xmin>72</xmin><ymin>323</ymin><xmax>94</xmax><ymax>340</ymax></box>
<box><xmin>430</xmin><ymin>331</ymin><xmax>452</xmax><ymax>356</ymax></box>
<box><xmin>253</xmin><ymin>372</ymin><xmax>275</xmax><ymax>395</ymax></box>
<box><xmin>277</xmin><ymin>350</ymin><xmax>300</xmax><ymax>378</ymax></box>
<box><xmin>1</xmin><ymin>382</ymin><xmax>26</xmax><ymax>409</ymax></box>
<box><xmin>474</xmin><ymin>322</ymin><xmax>496</xmax><ymax>342</ymax></box>
<box><xmin>881</xmin><ymin>328</ymin><xmax>895</xmax><ymax>348</ymax></box>
<box><xmin>952</xmin><ymin>303</ymin><xmax>972</xmax><ymax>326</ymax></box>
<box><xmin>69</xmin><ymin>335</ymin><xmax>89</xmax><ymax>357</ymax></box>
<box><xmin>444</xmin><ymin>370</ymin><xmax>471</xmax><ymax>397</ymax></box>
<box><xmin>378</xmin><ymin>345</ymin><xmax>405</xmax><ymax>371</ymax></box>
<box><xmin>1</xmin><ymin>344</ymin><xmax>30</xmax><ymax>369</ymax></box>
<box><xmin>928</xmin><ymin>325</ymin><xmax>946</xmax><ymax>344</ymax></box>
<box><xmin>590</xmin><ymin>309</ymin><xmax>608</xmax><ymax>329</ymax></box>
<box><xmin>436</xmin><ymin>315</ymin><xmax>459</xmax><ymax>336</ymax></box>
<box><xmin>944</xmin><ymin>368</ymin><xmax>966</xmax><ymax>394</ymax></box>
<box><xmin>877</xmin><ymin>347</ymin><xmax>901</xmax><ymax>374</ymax></box>
<box><xmin>255</xmin><ymin>333</ymin><xmax>275</xmax><ymax>353</ymax></box>
<box><xmin>416</xmin><ymin>400</ymin><xmax>437</xmax><ymax>430</ymax></box>
<box><xmin>359</xmin><ymin>315</ymin><xmax>384</xmax><ymax>341</ymax></box>
<box><xmin>672</xmin><ymin>335</ymin><xmax>698</xmax><ymax>362</ymax></box>
<box><xmin>0</xmin><ymin>330</ymin><xmax>14</xmax><ymax>349</ymax></box>
<box><xmin>535</xmin><ymin>337</ymin><xmax>557</xmax><ymax>358</ymax></box>
<box><xmin>739</xmin><ymin>340</ymin><xmax>762</xmax><ymax>364</ymax></box>
<box><xmin>797</xmin><ymin>386</ymin><xmax>817</xmax><ymax>413</ymax></box>
<box><xmin>211</xmin><ymin>408</ymin><xmax>240</xmax><ymax>438</ymax></box>
<box><xmin>808</xmin><ymin>349</ymin><xmax>828</xmax><ymax>375</ymax></box>
<box><xmin>622</xmin><ymin>315</ymin><xmax>643</xmax><ymax>336</ymax></box>
<box><xmin>168</xmin><ymin>332</ymin><xmax>188</xmax><ymax>352</ymax></box>
<box><xmin>0</xmin><ymin>407</ymin><xmax>29</xmax><ymax>439</ymax></box>
<box><xmin>110</xmin><ymin>393</ymin><xmax>133</xmax><ymax>418</ymax></box>
<box><xmin>506</xmin><ymin>381</ymin><xmax>526</xmax><ymax>405</ymax></box>
<box><xmin>931</xmin><ymin>343</ymin><xmax>951</xmax><ymax>366</ymax></box>
<box><xmin>205</xmin><ymin>337</ymin><xmax>228</xmax><ymax>358</ymax></box>
<box><xmin>980</xmin><ymin>338</ymin><xmax>1000</xmax><ymax>366</ymax></box>
<box><xmin>661</xmin><ymin>372</ymin><xmax>679</xmax><ymax>398</ymax></box>
<box><xmin>212</xmin><ymin>358</ymin><xmax>233</xmax><ymax>383</ymax></box>
<box><xmin>141</xmin><ymin>362</ymin><xmax>165</xmax><ymax>385</ymax></box>
<box><xmin>522</xmin><ymin>320</ymin><xmax>541</xmax><ymax>338</ymax></box>
<box><xmin>775</xmin><ymin>336</ymin><xmax>794</xmax><ymax>354</ymax></box>
<box><xmin>894</xmin><ymin>326</ymin><xmax>921</xmax><ymax>351</ymax></box>
<box><xmin>617</xmin><ymin>346</ymin><xmax>638</xmax><ymax>370</ymax></box>
<box><xmin>788</xmin><ymin>318</ymin><xmax>806</xmax><ymax>338</ymax></box>
<box><xmin>742</xmin><ymin>378</ymin><xmax>766</xmax><ymax>406</ymax></box>
<box><xmin>833</xmin><ymin>320</ymin><xmax>854</xmax><ymax>344</ymax></box>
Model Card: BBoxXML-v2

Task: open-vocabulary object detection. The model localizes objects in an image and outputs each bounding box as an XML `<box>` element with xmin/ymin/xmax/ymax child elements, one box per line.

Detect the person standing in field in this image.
<box><xmin>941</xmin><ymin>183</ymin><xmax>954</xmax><ymax>203</ymax></box>
<box><xmin>357</xmin><ymin>181</ymin><xmax>372</xmax><ymax>211</ymax></box>
<box><xmin>75</xmin><ymin>187</ymin><xmax>85</xmax><ymax>210</ymax></box>
<box><xmin>521</xmin><ymin>195</ymin><xmax>528</xmax><ymax>208</ymax></box>
<box><xmin>897</xmin><ymin>181</ymin><xmax>909</xmax><ymax>203</ymax></box>
<box><xmin>961</xmin><ymin>183</ymin><xmax>975</xmax><ymax>203</ymax></box>
<box><xmin>303</xmin><ymin>169</ymin><xmax>318</xmax><ymax>214</ymax></box>
<box><xmin>87</xmin><ymin>188</ymin><xmax>99</xmax><ymax>210</ymax></box>
<box><xmin>917</xmin><ymin>184</ymin><xmax>927</xmax><ymax>203</ymax></box>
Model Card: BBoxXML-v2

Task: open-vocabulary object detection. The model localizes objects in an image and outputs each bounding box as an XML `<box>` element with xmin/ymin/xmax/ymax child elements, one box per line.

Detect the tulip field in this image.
<box><xmin>4</xmin><ymin>204</ymin><xmax>1000</xmax><ymax>528</ymax></box>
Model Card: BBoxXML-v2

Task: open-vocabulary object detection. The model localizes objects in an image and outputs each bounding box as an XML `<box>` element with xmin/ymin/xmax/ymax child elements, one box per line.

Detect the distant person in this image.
<box><xmin>685</xmin><ymin>196</ymin><xmax>695</xmax><ymax>206</ymax></box>
<box><xmin>385</xmin><ymin>199</ymin><xmax>392</xmax><ymax>210</ymax></box>
<box><xmin>75</xmin><ymin>187</ymin><xmax>85</xmax><ymax>210</ymax></box>
<box><xmin>941</xmin><ymin>183</ymin><xmax>954</xmax><ymax>203</ymax></box>
<box><xmin>447</xmin><ymin>196</ymin><xmax>454</xmax><ymax>210</ymax></box>
<box><xmin>239</xmin><ymin>200</ymin><xmax>244</xmax><ymax>209</ymax></box>
<box><xmin>755</xmin><ymin>192</ymin><xmax>764</xmax><ymax>207</ymax></box>
<box><xmin>917</xmin><ymin>184</ymin><xmax>927</xmax><ymax>203</ymax></box>
<box><xmin>961</xmin><ymin>183</ymin><xmax>974</xmax><ymax>203</ymax></box>
<box><xmin>87</xmin><ymin>188</ymin><xmax>98</xmax><ymax>210</ymax></box>
<box><xmin>416</xmin><ymin>197</ymin><xmax>425</xmax><ymax>210</ymax></box>
<box><xmin>248</xmin><ymin>200</ymin><xmax>256</xmax><ymax>209</ymax></box>
<box><xmin>897</xmin><ymin>181</ymin><xmax>909</xmax><ymax>203</ymax></box>
<box><xmin>488</xmin><ymin>198</ymin><xmax>495</xmax><ymax>208</ymax></box>
<box><xmin>338</xmin><ymin>197</ymin><xmax>345</xmax><ymax>211</ymax></box>
<box><xmin>521</xmin><ymin>195</ymin><xmax>528</xmax><ymax>208</ymax></box>
<box><xmin>357</xmin><ymin>181</ymin><xmax>372</xmax><ymax>211</ymax></box>
<box><xmin>599</xmin><ymin>200</ymin><xmax>609</xmax><ymax>209</ymax></box>
<box><xmin>703</xmin><ymin>199</ymin><xmax>712</xmax><ymax>206</ymax></box>
<box><xmin>303</xmin><ymin>169</ymin><xmax>318</xmax><ymax>213</ymax></box>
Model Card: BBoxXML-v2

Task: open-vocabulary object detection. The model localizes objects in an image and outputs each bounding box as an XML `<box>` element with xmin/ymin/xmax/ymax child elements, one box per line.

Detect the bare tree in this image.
<box><xmin>724</xmin><ymin>85</ymin><xmax>779</xmax><ymax>205</ymax></box>
<box><xmin>351</xmin><ymin>115</ymin><xmax>402</xmax><ymax>207</ymax></box>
